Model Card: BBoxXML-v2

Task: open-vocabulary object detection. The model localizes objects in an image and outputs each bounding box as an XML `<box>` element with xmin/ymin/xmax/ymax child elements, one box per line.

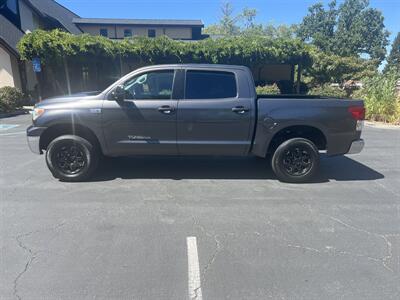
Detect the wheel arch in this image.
<box><xmin>266</xmin><ymin>125</ymin><xmax>327</xmax><ymax>156</ymax></box>
<box><xmin>40</xmin><ymin>123</ymin><xmax>103</xmax><ymax>154</ymax></box>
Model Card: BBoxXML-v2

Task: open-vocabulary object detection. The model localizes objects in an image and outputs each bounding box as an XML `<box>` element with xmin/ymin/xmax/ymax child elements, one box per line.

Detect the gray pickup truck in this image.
<box><xmin>27</xmin><ymin>64</ymin><xmax>365</xmax><ymax>182</ymax></box>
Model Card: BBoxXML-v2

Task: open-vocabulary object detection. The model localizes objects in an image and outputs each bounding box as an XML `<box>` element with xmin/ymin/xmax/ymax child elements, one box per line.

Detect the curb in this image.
<box><xmin>0</xmin><ymin>110</ymin><xmax>30</xmax><ymax>119</ymax></box>
<box><xmin>365</xmin><ymin>121</ymin><xmax>400</xmax><ymax>129</ymax></box>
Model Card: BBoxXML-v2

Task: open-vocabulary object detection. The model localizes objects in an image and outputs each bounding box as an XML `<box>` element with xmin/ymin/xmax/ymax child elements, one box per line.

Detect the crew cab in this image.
<box><xmin>27</xmin><ymin>64</ymin><xmax>365</xmax><ymax>182</ymax></box>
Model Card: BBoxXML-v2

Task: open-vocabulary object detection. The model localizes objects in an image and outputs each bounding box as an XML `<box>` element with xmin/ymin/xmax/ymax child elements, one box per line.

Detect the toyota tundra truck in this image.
<box><xmin>27</xmin><ymin>64</ymin><xmax>365</xmax><ymax>183</ymax></box>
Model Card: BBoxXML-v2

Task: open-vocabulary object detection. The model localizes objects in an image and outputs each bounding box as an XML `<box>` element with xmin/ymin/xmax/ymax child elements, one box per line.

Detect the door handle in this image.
<box><xmin>232</xmin><ymin>106</ymin><xmax>249</xmax><ymax>114</ymax></box>
<box><xmin>158</xmin><ymin>105</ymin><xmax>175</xmax><ymax>114</ymax></box>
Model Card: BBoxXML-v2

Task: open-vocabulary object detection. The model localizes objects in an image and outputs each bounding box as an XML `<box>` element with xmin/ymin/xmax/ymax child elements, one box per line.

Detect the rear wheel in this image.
<box><xmin>271</xmin><ymin>138</ymin><xmax>319</xmax><ymax>183</ymax></box>
<box><xmin>46</xmin><ymin>135</ymin><xmax>99</xmax><ymax>182</ymax></box>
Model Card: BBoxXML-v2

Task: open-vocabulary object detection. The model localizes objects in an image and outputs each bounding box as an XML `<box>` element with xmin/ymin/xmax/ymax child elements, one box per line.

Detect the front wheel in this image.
<box><xmin>271</xmin><ymin>138</ymin><xmax>320</xmax><ymax>183</ymax></box>
<box><xmin>46</xmin><ymin>135</ymin><xmax>99</xmax><ymax>182</ymax></box>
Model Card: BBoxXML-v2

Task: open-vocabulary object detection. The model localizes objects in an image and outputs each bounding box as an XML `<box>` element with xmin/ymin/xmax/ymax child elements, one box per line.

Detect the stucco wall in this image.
<box><xmin>10</xmin><ymin>50</ymin><xmax>21</xmax><ymax>89</ymax></box>
<box><xmin>80</xmin><ymin>25</ymin><xmax>118</xmax><ymax>38</ymax></box>
<box><xmin>164</xmin><ymin>27</ymin><xmax>192</xmax><ymax>39</ymax></box>
<box><xmin>77</xmin><ymin>24</ymin><xmax>193</xmax><ymax>39</ymax></box>
<box><xmin>115</xmin><ymin>26</ymin><xmax>163</xmax><ymax>38</ymax></box>
<box><xmin>0</xmin><ymin>45</ymin><xmax>16</xmax><ymax>88</ymax></box>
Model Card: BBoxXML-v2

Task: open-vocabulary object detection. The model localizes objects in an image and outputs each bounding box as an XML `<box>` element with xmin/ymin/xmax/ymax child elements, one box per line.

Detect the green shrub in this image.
<box><xmin>306</xmin><ymin>48</ymin><xmax>378</xmax><ymax>86</ymax></box>
<box><xmin>352</xmin><ymin>71</ymin><xmax>400</xmax><ymax>123</ymax></box>
<box><xmin>18</xmin><ymin>29</ymin><xmax>312</xmax><ymax>67</ymax></box>
<box><xmin>0</xmin><ymin>86</ymin><xmax>25</xmax><ymax>113</ymax></box>
<box><xmin>308</xmin><ymin>84</ymin><xmax>347</xmax><ymax>98</ymax></box>
<box><xmin>256</xmin><ymin>84</ymin><xmax>280</xmax><ymax>95</ymax></box>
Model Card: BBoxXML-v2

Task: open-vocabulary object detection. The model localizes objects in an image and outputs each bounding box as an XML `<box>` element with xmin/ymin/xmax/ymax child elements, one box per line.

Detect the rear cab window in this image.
<box><xmin>185</xmin><ymin>70</ymin><xmax>237</xmax><ymax>99</ymax></box>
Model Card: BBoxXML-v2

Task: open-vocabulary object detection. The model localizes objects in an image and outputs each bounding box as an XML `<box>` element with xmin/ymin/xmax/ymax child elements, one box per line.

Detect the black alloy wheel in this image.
<box><xmin>271</xmin><ymin>138</ymin><xmax>320</xmax><ymax>183</ymax></box>
<box><xmin>54</xmin><ymin>142</ymin><xmax>87</xmax><ymax>175</ymax></box>
<box><xmin>281</xmin><ymin>145</ymin><xmax>313</xmax><ymax>177</ymax></box>
<box><xmin>46</xmin><ymin>135</ymin><xmax>99</xmax><ymax>182</ymax></box>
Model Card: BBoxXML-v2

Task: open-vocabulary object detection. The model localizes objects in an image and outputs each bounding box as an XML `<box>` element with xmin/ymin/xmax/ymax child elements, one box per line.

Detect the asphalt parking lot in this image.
<box><xmin>1</xmin><ymin>114</ymin><xmax>399</xmax><ymax>300</ymax></box>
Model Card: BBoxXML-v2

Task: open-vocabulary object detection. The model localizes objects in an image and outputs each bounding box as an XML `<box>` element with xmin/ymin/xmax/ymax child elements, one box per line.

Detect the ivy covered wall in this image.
<box><xmin>17</xmin><ymin>29</ymin><xmax>312</xmax><ymax>97</ymax></box>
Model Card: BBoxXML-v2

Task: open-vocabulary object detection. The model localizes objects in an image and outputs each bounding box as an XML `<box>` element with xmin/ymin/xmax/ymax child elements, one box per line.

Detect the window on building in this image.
<box><xmin>0</xmin><ymin>0</ymin><xmax>20</xmax><ymax>27</ymax></box>
<box><xmin>99</xmin><ymin>28</ymin><xmax>108</xmax><ymax>37</ymax></box>
<box><xmin>122</xmin><ymin>70</ymin><xmax>175</xmax><ymax>100</ymax></box>
<box><xmin>185</xmin><ymin>71</ymin><xmax>237</xmax><ymax>99</ymax></box>
<box><xmin>148</xmin><ymin>29</ymin><xmax>156</xmax><ymax>38</ymax></box>
<box><xmin>124</xmin><ymin>29</ymin><xmax>132</xmax><ymax>38</ymax></box>
<box><xmin>5</xmin><ymin>0</ymin><xmax>18</xmax><ymax>13</ymax></box>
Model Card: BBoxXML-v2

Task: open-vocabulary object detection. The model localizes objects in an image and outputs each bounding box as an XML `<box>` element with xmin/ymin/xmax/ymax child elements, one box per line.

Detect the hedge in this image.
<box><xmin>17</xmin><ymin>29</ymin><xmax>312</xmax><ymax>68</ymax></box>
<box><xmin>0</xmin><ymin>86</ymin><xmax>24</xmax><ymax>113</ymax></box>
<box><xmin>256</xmin><ymin>84</ymin><xmax>280</xmax><ymax>95</ymax></box>
<box><xmin>308</xmin><ymin>84</ymin><xmax>347</xmax><ymax>98</ymax></box>
<box><xmin>352</xmin><ymin>70</ymin><xmax>400</xmax><ymax>123</ymax></box>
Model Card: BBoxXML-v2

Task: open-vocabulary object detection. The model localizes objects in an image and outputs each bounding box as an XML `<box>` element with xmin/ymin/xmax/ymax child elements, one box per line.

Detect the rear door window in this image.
<box><xmin>185</xmin><ymin>70</ymin><xmax>237</xmax><ymax>99</ymax></box>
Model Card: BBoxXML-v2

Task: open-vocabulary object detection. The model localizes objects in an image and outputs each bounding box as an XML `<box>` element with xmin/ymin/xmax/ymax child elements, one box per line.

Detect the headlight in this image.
<box><xmin>32</xmin><ymin>108</ymin><xmax>45</xmax><ymax>121</ymax></box>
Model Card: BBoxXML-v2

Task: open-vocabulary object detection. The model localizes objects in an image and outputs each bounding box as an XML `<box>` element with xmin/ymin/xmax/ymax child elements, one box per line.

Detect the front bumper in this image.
<box><xmin>347</xmin><ymin>139</ymin><xmax>364</xmax><ymax>154</ymax></box>
<box><xmin>26</xmin><ymin>125</ymin><xmax>46</xmax><ymax>154</ymax></box>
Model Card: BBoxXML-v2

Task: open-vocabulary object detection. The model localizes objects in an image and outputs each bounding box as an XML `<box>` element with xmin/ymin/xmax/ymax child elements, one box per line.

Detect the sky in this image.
<box><xmin>58</xmin><ymin>0</ymin><xmax>400</xmax><ymax>52</ymax></box>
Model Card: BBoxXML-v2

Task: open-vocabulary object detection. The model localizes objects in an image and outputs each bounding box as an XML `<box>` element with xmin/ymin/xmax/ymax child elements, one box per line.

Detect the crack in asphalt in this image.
<box><xmin>285</xmin><ymin>243</ymin><xmax>382</xmax><ymax>263</ymax></box>
<box><xmin>261</xmin><ymin>217</ymin><xmax>397</xmax><ymax>272</ymax></box>
<box><xmin>12</xmin><ymin>223</ymin><xmax>65</xmax><ymax>300</ymax></box>
<box><xmin>323</xmin><ymin>214</ymin><xmax>395</xmax><ymax>272</ymax></box>
<box><xmin>191</xmin><ymin>218</ymin><xmax>223</xmax><ymax>287</ymax></box>
<box><xmin>13</xmin><ymin>231</ymin><xmax>39</xmax><ymax>300</ymax></box>
<box><xmin>199</xmin><ymin>230</ymin><xmax>222</xmax><ymax>281</ymax></box>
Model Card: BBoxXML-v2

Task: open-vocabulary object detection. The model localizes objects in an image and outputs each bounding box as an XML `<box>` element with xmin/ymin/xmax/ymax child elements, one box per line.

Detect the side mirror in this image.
<box><xmin>111</xmin><ymin>85</ymin><xmax>125</xmax><ymax>101</ymax></box>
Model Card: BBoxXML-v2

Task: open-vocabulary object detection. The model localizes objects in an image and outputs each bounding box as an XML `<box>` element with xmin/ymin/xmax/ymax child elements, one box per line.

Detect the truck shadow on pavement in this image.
<box><xmin>90</xmin><ymin>155</ymin><xmax>384</xmax><ymax>183</ymax></box>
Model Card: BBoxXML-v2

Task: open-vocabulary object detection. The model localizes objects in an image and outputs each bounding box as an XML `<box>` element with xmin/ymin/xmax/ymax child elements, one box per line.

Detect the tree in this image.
<box><xmin>204</xmin><ymin>2</ymin><xmax>297</xmax><ymax>38</ymax></box>
<box><xmin>242</xmin><ymin>8</ymin><xmax>257</xmax><ymax>30</ymax></box>
<box><xmin>204</xmin><ymin>2</ymin><xmax>259</xmax><ymax>36</ymax></box>
<box><xmin>204</xmin><ymin>1</ymin><xmax>240</xmax><ymax>36</ymax></box>
<box><xmin>264</xmin><ymin>24</ymin><xmax>298</xmax><ymax>39</ymax></box>
<box><xmin>298</xmin><ymin>0</ymin><xmax>389</xmax><ymax>63</ymax></box>
<box><xmin>219</xmin><ymin>1</ymin><xmax>241</xmax><ymax>35</ymax></box>
<box><xmin>335</xmin><ymin>0</ymin><xmax>389</xmax><ymax>61</ymax></box>
<box><xmin>304</xmin><ymin>47</ymin><xmax>378</xmax><ymax>86</ymax></box>
<box><xmin>297</xmin><ymin>0</ymin><xmax>337</xmax><ymax>52</ymax></box>
<box><xmin>385</xmin><ymin>32</ymin><xmax>400</xmax><ymax>72</ymax></box>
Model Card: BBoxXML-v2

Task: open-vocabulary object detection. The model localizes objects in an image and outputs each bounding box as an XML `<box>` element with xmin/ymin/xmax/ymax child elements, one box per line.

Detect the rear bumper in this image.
<box><xmin>347</xmin><ymin>139</ymin><xmax>364</xmax><ymax>154</ymax></box>
<box><xmin>26</xmin><ymin>125</ymin><xmax>46</xmax><ymax>154</ymax></box>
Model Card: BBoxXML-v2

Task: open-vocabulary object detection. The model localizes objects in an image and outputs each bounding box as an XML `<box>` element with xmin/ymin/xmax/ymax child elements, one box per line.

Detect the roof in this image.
<box><xmin>73</xmin><ymin>18</ymin><xmax>204</xmax><ymax>27</ymax></box>
<box><xmin>130</xmin><ymin>64</ymin><xmax>250</xmax><ymax>74</ymax></box>
<box><xmin>0</xmin><ymin>15</ymin><xmax>24</xmax><ymax>55</ymax></box>
<box><xmin>26</xmin><ymin>0</ymin><xmax>82</xmax><ymax>34</ymax></box>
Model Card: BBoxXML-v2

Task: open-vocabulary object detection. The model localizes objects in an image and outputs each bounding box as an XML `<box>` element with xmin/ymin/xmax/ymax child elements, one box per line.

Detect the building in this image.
<box><xmin>1</xmin><ymin>0</ymin><xmax>299</xmax><ymax>97</ymax></box>
<box><xmin>0</xmin><ymin>0</ymin><xmax>81</xmax><ymax>92</ymax></box>
<box><xmin>73</xmin><ymin>18</ymin><xmax>206</xmax><ymax>40</ymax></box>
<box><xmin>0</xmin><ymin>0</ymin><xmax>206</xmax><ymax>94</ymax></box>
<box><xmin>0</xmin><ymin>14</ymin><xmax>24</xmax><ymax>89</ymax></box>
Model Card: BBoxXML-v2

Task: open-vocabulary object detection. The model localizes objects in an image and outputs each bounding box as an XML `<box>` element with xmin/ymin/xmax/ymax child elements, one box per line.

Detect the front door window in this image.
<box><xmin>123</xmin><ymin>70</ymin><xmax>174</xmax><ymax>100</ymax></box>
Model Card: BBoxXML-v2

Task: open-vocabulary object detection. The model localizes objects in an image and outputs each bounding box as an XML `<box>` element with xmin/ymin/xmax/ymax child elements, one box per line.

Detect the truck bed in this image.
<box><xmin>252</xmin><ymin>95</ymin><xmax>364</xmax><ymax>157</ymax></box>
<box><xmin>257</xmin><ymin>94</ymin><xmax>339</xmax><ymax>99</ymax></box>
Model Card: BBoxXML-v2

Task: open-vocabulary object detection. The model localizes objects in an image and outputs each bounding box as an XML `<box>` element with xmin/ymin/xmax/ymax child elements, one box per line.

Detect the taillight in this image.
<box><xmin>348</xmin><ymin>106</ymin><xmax>365</xmax><ymax>120</ymax></box>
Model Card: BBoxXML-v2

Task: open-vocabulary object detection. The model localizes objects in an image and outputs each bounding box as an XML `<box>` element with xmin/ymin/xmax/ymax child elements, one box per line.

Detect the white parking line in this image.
<box><xmin>0</xmin><ymin>124</ymin><xmax>19</xmax><ymax>131</ymax></box>
<box><xmin>187</xmin><ymin>236</ymin><xmax>203</xmax><ymax>300</ymax></box>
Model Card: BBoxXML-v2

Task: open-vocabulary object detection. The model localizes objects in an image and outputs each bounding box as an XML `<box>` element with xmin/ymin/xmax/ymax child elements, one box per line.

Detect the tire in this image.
<box><xmin>271</xmin><ymin>138</ymin><xmax>320</xmax><ymax>183</ymax></box>
<box><xmin>46</xmin><ymin>135</ymin><xmax>99</xmax><ymax>182</ymax></box>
